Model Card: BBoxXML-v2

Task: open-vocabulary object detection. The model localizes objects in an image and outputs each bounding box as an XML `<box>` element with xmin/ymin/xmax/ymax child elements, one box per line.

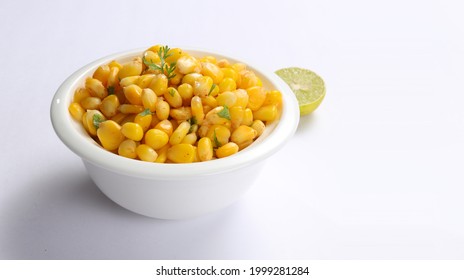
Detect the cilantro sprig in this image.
<box><xmin>217</xmin><ymin>105</ymin><xmax>231</xmax><ymax>120</ymax></box>
<box><xmin>143</xmin><ymin>45</ymin><xmax>177</xmax><ymax>80</ymax></box>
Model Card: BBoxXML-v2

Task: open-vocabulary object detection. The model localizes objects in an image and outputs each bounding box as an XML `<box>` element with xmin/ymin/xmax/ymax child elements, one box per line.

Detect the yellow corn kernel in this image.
<box><xmin>120</xmin><ymin>113</ymin><xmax>136</xmax><ymax>126</ymax></box>
<box><xmin>216</xmin><ymin>91</ymin><xmax>237</xmax><ymax>107</ymax></box>
<box><xmin>202</xmin><ymin>95</ymin><xmax>218</xmax><ymax>108</ymax></box>
<box><xmin>137</xmin><ymin>74</ymin><xmax>156</xmax><ymax>88</ymax></box>
<box><xmin>155</xmin><ymin>143</ymin><xmax>171</xmax><ymax>163</ymax></box>
<box><xmin>149</xmin><ymin>74</ymin><xmax>168</xmax><ymax>96</ymax></box>
<box><xmin>119</xmin><ymin>57</ymin><xmax>143</xmax><ymax>79</ymax></box>
<box><xmin>240</xmin><ymin>70</ymin><xmax>259</xmax><ymax>89</ymax></box>
<box><xmin>108</xmin><ymin>60</ymin><xmax>122</xmax><ymax>69</ymax></box>
<box><xmin>167</xmin><ymin>144</ymin><xmax>195</xmax><ymax>163</ymax></box>
<box><xmin>200</xmin><ymin>55</ymin><xmax>217</xmax><ymax>64</ymax></box>
<box><xmin>204</xmin><ymin>106</ymin><xmax>231</xmax><ymax>126</ymax></box>
<box><xmin>231</xmin><ymin>125</ymin><xmax>257</xmax><ymax>145</ymax></box>
<box><xmin>106</xmin><ymin>67</ymin><xmax>120</xmax><ymax>90</ymax></box>
<box><xmin>170</xmin><ymin>106</ymin><xmax>192</xmax><ymax>121</ymax></box>
<box><xmin>218</xmin><ymin>77</ymin><xmax>237</xmax><ymax>93</ymax></box>
<box><xmin>246</xmin><ymin>86</ymin><xmax>266</xmax><ymax>111</ymax></box>
<box><xmin>119</xmin><ymin>104</ymin><xmax>144</xmax><ymax>114</ymax></box>
<box><xmin>119</xmin><ymin>76</ymin><xmax>140</xmax><ymax>88</ymax></box>
<box><xmin>169</xmin><ymin>121</ymin><xmax>190</xmax><ymax>145</ymax></box>
<box><xmin>193</xmin><ymin>76</ymin><xmax>214</xmax><ymax>97</ymax></box>
<box><xmin>165</xmin><ymin>48</ymin><xmax>184</xmax><ymax>64</ymax></box>
<box><xmin>85</xmin><ymin>77</ymin><xmax>107</xmax><ymax>99</ymax></box>
<box><xmin>176</xmin><ymin>55</ymin><xmax>201</xmax><ymax>74</ymax></box>
<box><xmin>164</xmin><ymin>87</ymin><xmax>183</xmax><ymax>108</ymax></box>
<box><xmin>251</xmin><ymin>120</ymin><xmax>266</xmax><ymax>137</ymax></box>
<box><xmin>111</xmin><ymin>112</ymin><xmax>127</xmax><ymax>124</ymax></box>
<box><xmin>232</xmin><ymin>62</ymin><xmax>247</xmax><ymax>73</ymax></box>
<box><xmin>253</xmin><ymin>104</ymin><xmax>277</xmax><ymax>122</ymax></box>
<box><xmin>73</xmin><ymin>87</ymin><xmax>91</xmax><ymax>103</ymax></box>
<box><xmin>221</xmin><ymin>67</ymin><xmax>241</xmax><ymax>84</ymax></box>
<box><xmin>201</xmin><ymin>62</ymin><xmax>224</xmax><ymax>84</ymax></box>
<box><xmin>233</xmin><ymin>89</ymin><xmax>249</xmax><ymax>108</ymax></box>
<box><xmin>168</xmin><ymin>69</ymin><xmax>184</xmax><ymax>86</ymax></box>
<box><xmin>134</xmin><ymin>110</ymin><xmax>152</xmax><ymax>132</ymax></box>
<box><xmin>136</xmin><ymin>144</ymin><xmax>158</xmax><ymax>162</ymax></box>
<box><xmin>263</xmin><ymin>90</ymin><xmax>283</xmax><ymax>106</ymax></box>
<box><xmin>123</xmin><ymin>84</ymin><xmax>143</xmax><ymax>105</ymax></box>
<box><xmin>192</xmin><ymin>146</ymin><xmax>200</xmax><ymax>162</ymax></box>
<box><xmin>141</xmin><ymin>88</ymin><xmax>157</xmax><ymax>111</ymax></box>
<box><xmin>155</xmin><ymin>99</ymin><xmax>170</xmax><ymax>120</ymax></box>
<box><xmin>177</xmin><ymin>83</ymin><xmax>193</xmax><ymax>106</ymax></box>
<box><xmin>143</xmin><ymin>50</ymin><xmax>160</xmax><ymax>67</ymax></box>
<box><xmin>242</xmin><ymin>108</ymin><xmax>254</xmax><ymax>126</ymax></box>
<box><xmin>181</xmin><ymin>72</ymin><xmax>202</xmax><ymax>87</ymax></box>
<box><xmin>197</xmin><ymin>124</ymin><xmax>209</xmax><ymax>138</ymax></box>
<box><xmin>216</xmin><ymin>142</ymin><xmax>239</xmax><ymax>158</ymax></box>
<box><xmin>207</xmin><ymin>125</ymin><xmax>231</xmax><ymax>147</ymax></box>
<box><xmin>118</xmin><ymin>139</ymin><xmax>137</xmax><ymax>159</ymax></box>
<box><xmin>93</xmin><ymin>65</ymin><xmax>110</xmax><ymax>86</ymax></box>
<box><xmin>154</xmin><ymin>119</ymin><xmax>174</xmax><ymax>136</ymax></box>
<box><xmin>145</xmin><ymin>128</ymin><xmax>169</xmax><ymax>150</ymax></box>
<box><xmin>84</xmin><ymin>110</ymin><xmax>106</xmax><ymax>136</ymax></box>
<box><xmin>80</xmin><ymin>96</ymin><xmax>102</xmax><ymax>110</ymax></box>
<box><xmin>197</xmin><ymin>137</ymin><xmax>213</xmax><ymax>162</ymax></box>
<box><xmin>191</xmin><ymin>96</ymin><xmax>204</xmax><ymax>124</ymax></box>
<box><xmin>181</xmin><ymin>132</ymin><xmax>197</xmax><ymax>145</ymax></box>
<box><xmin>68</xmin><ymin>102</ymin><xmax>84</xmax><ymax>121</ymax></box>
<box><xmin>216</xmin><ymin>59</ymin><xmax>230</xmax><ymax>68</ymax></box>
<box><xmin>229</xmin><ymin>106</ymin><xmax>244</xmax><ymax>130</ymax></box>
<box><xmin>121</xmin><ymin>122</ymin><xmax>144</xmax><ymax>141</ymax></box>
<box><xmin>237</xmin><ymin>139</ymin><xmax>254</xmax><ymax>150</ymax></box>
<box><xmin>97</xmin><ymin>120</ymin><xmax>125</xmax><ymax>151</ymax></box>
<box><xmin>100</xmin><ymin>95</ymin><xmax>120</xmax><ymax>118</ymax></box>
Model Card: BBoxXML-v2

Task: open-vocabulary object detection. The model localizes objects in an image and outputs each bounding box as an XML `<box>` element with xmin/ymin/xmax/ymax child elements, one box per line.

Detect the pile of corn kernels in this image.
<box><xmin>68</xmin><ymin>45</ymin><xmax>282</xmax><ymax>163</ymax></box>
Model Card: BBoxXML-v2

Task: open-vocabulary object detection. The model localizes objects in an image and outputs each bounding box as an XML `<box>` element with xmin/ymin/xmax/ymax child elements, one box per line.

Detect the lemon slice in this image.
<box><xmin>275</xmin><ymin>67</ymin><xmax>326</xmax><ymax>115</ymax></box>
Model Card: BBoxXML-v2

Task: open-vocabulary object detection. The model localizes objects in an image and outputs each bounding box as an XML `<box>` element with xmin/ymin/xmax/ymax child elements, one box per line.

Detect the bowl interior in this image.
<box><xmin>51</xmin><ymin>47</ymin><xmax>299</xmax><ymax>179</ymax></box>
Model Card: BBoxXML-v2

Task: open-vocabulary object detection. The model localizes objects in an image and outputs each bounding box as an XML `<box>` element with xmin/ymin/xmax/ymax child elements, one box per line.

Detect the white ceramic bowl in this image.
<box><xmin>50</xmin><ymin>47</ymin><xmax>299</xmax><ymax>219</ymax></box>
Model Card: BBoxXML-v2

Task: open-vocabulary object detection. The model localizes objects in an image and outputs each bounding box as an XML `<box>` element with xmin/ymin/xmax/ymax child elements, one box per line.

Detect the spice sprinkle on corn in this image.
<box><xmin>69</xmin><ymin>45</ymin><xmax>283</xmax><ymax>163</ymax></box>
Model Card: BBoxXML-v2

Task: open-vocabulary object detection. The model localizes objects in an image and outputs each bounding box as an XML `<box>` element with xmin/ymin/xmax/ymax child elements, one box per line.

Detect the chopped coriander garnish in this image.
<box><xmin>208</xmin><ymin>84</ymin><xmax>217</xmax><ymax>96</ymax></box>
<box><xmin>188</xmin><ymin>116</ymin><xmax>197</xmax><ymax>126</ymax></box>
<box><xmin>168</xmin><ymin>88</ymin><xmax>176</xmax><ymax>97</ymax></box>
<box><xmin>213</xmin><ymin>129</ymin><xmax>221</xmax><ymax>147</ymax></box>
<box><xmin>92</xmin><ymin>114</ymin><xmax>104</xmax><ymax>129</ymax></box>
<box><xmin>217</xmin><ymin>105</ymin><xmax>231</xmax><ymax>120</ymax></box>
<box><xmin>107</xmin><ymin>86</ymin><xmax>115</xmax><ymax>95</ymax></box>
<box><xmin>143</xmin><ymin>45</ymin><xmax>177</xmax><ymax>80</ymax></box>
<box><xmin>140</xmin><ymin>108</ymin><xmax>152</xmax><ymax>116</ymax></box>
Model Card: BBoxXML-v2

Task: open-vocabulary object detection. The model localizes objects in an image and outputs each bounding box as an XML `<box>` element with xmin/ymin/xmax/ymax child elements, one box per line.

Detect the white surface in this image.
<box><xmin>1</xmin><ymin>0</ymin><xmax>463</xmax><ymax>259</ymax></box>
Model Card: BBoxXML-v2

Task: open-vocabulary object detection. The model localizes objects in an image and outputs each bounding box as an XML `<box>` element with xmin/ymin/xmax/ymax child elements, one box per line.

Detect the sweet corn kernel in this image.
<box><xmin>216</xmin><ymin>91</ymin><xmax>237</xmax><ymax>108</ymax></box>
<box><xmin>181</xmin><ymin>132</ymin><xmax>197</xmax><ymax>145</ymax></box>
<box><xmin>97</xmin><ymin>120</ymin><xmax>125</xmax><ymax>151</ymax></box>
<box><xmin>246</xmin><ymin>86</ymin><xmax>266</xmax><ymax>111</ymax></box>
<box><xmin>155</xmin><ymin>143</ymin><xmax>171</xmax><ymax>163</ymax></box>
<box><xmin>229</xmin><ymin>106</ymin><xmax>244</xmax><ymax>130</ymax></box>
<box><xmin>218</xmin><ymin>77</ymin><xmax>237</xmax><ymax>93</ymax></box>
<box><xmin>176</xmin><ymin>55</ymin><xmax>201</xmax><ymax>74</ymax></box>
<box><xmin>216</xmin><ymin>142</ymin><xmax>239</xmax><ymax>158</ymax></box>
<box><xmin>120</xmin><ymin>76</ymin><xmax>140</xmax><ymax>88</ymax></box>
<box><xmin>167</xmin><ymin>144</ymin><xmax>195</xmax><ymax>163</ymax></box>
<box><xmin>119</xmin><ymin>57</ymin><xmax>143</xmax><ymax>79</ymax></box>
<box><xmin>118</xmin><ymin>139</ymin><xmax>137</xmax><ymax>159</ymax></box>
<box><xmin>231</xmin><ymin>125</ymin><xmax>257</xmax><ymax>146</ymax></box>
<box><xmin>201</xmin><ymin>62</ymin><xmax>224</xmax><ymax>84</ymax></box>
<box><xmin>164</xmin><ymin>87</ymin><xmax>183</xmax><ymax>108</ymax></box>
<box><xmin>123</xmin><ymin>84</ymin><xmax>143</xmax><ymax>105</ymax></box>
<box><xmin>177</xmin><ymin>83</ymin><xmax>193</xmax><ymax>106</ymax></box>
<box><xmin>251</xmin><ymin>120</ymin><xmax>266</xmax><ymax>137</ymax></box>
<box><xmin>141</xmin><ymin>88</ymin><xmax>157</xmax><ymax>111</ymax></box>
<box><xmin>100</xmin><ymin>94</ymin><xmax>120</xmax><ymax>118</ymax></box>
<box><xmin>155</xmin><ymin>99</ymin><xmax>170</xmax><ymax>120</ymax></box>
<box><xmin>207</xmin><ymin>124</ymin><xmax>230</xmax><ymax>147</ymax></box>
<box><xmin>93</xmin><ymin>65</ymin><xmax>110</xmax><ymax>86</ymax></box>
<box><xmin>81</xmin><ymin>96</ymin><xmax>101</xmax><ymax>110</ymax></box>
<box><xmin>197</xmin><ymin>137</ymin><xmax>213</xmax><ymax>161</ymax></box>
<box><xmin>136</xmin><ymin>144</ymin><xmax>158</xmax><ymax>162</ymax></box>
<box><xmin>242</xmin><ymin>108</ymin><xmax>254</xmax><ymax>126</ymax></box>
<box><xmin>149</xmin><ymin>74</ymin><xmax>168</xmax><ymax>96</ymax></box>
<box><xmin>191</xmin><ymin>96</ymin><xmax>204</xmax><ymax>125</ymax></box>
<box><xmin>169</xmin><ymin>121</ymin><xmax>190</xmax><ymax>145</ymax></box>
<box><xmin>252</xmin><ymin>104</ymin><xmax>277</xmax><ymax>122</ymax></box>
<box><xmin>263</xmin><ymin>90</ymin><xmax>282</xmax><ymax>106</ymax></box>
<box><xmin>73</xmin><ymin>88</ymin><xmax>91</xmax><ymax>103</ymax></box>
<box><xmin>145</xmin><ymin>128</ymin><xmax>169</xmax><ymax>150</ymax></box>
<box><xmin>193</xmin><ymin>76</ymin><xmax>213</xmax><ymax>97</ymax></box>
<box><xmin>181</xmin><ymin>72</ymin><xmax>202</xmax><ymax>87</ymax></box>
<box><xmin>154</xmin><ymin>119</ymin><xmax>174</xmax><ymax>136</ymax></box>
<box><xmin>240</xmin><ymin>70</ymin><xmax>259</xmax><ymax>89</ymax></box>
<box><xmin>134</xmin><ymin>110</ymin><xmax>152</xmax><ymax>132</ymax></box>
<box><xmin>85</xmin><ymin>77</ymin><xmax>108</xmax><ymax>99</ymax></box>
<box><xmin>170</xmin><ymin>106</ymin><xmax>192</xmax><ymax>121</ymax></box>
<box><xmin>233</xmin><ymin>89</ymin><xmax>249</xmax><ymax>108</ymax></box>
<box><xmin>68</xmin><ymin>102</ymin><xmax>84</xmax><ymax>121</ymax></box>
<box><xmin>119</xmin><ymin>104</ymin><xmax>144</xmax><ymax>114</ymax></box>
<box><xmin>121</xmin><ymin>122</ymin><xmax>144</xmax><ymax>141</ymax></box>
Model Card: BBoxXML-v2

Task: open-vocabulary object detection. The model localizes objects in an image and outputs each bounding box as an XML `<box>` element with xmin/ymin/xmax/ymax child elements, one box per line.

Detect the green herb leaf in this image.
<box><xmin>217</xmin><ymin>105</ymin><xmax>231</xmax><ymax>120</ymax></box>
<box><xmin>208</xmin><ymin>84</ymin><xmax>217</xmax><ymax>96</ymax></box>
<box><xmin>145</xmin><ymin>45</ymin><xmax>177</xmax><ymax>81</ymax></box>
<box><xmin>188</xmin><ymin>116</ymin><xmax>197</xmax><ymax>126</ymax></box>
<box><xmin>213</xmin><ymin>129</ymin><xmax>221</xmax><ymax>147</ymax></box>
<box><xmin>140</xmin><ymin>108</ymin><xmax>152</xmax><ymax>116</ymax></box>
<box><xmin>168</xmin><ymin>88</ymin><xmax>176</xmax><ymax>97</ymax></box>
<box><xmin>92</xmin><ymin>114</ymin><xmax>104</xmax><ymax>129</ymax></box>
<box><xmin>107</xmin><ymin>86</ymin><xmax>115</xmax><ymax>95</ymax></box>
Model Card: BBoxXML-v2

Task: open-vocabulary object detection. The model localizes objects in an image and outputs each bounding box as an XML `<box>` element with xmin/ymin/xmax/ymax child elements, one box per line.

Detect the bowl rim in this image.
<box><xmin>50</xmin><ymin>46</ymin><xmax>300</xmax><ymax>179</ymax></box>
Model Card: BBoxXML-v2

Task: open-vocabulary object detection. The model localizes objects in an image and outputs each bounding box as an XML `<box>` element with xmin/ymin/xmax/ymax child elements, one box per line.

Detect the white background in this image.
<box><xmin>1</xmin><ymin>0</ymin><xmax>463</xmax><ymax>259</ymax></box>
